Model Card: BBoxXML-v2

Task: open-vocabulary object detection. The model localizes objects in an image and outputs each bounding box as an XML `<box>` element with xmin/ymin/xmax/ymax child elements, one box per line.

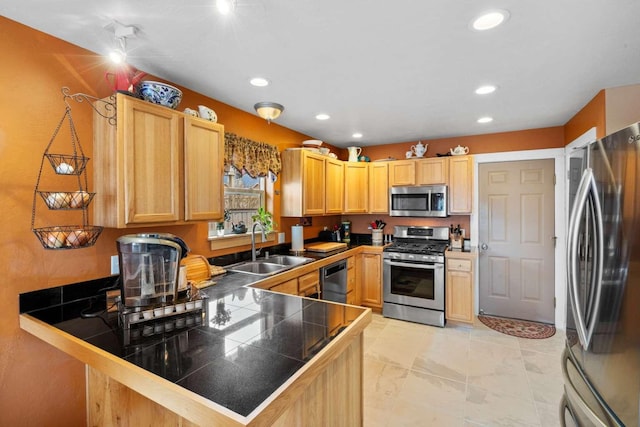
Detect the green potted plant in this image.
<box><xmin>251</xmin><ymin>207</ymin><xmax>276</xmax><ymax>233</ymax></box>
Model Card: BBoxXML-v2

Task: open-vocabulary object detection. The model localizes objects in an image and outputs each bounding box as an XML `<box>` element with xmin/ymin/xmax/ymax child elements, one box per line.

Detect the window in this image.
<box><xmin>209</xmin><ymin>167</ymin><xmax>266</xmax><ymax>237</ymax></box>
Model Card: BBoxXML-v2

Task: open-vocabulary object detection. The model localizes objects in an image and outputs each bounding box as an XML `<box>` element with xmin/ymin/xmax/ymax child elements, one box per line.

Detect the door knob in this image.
<box><xmin>480</xmin><ymin>243</ymin><xmax>489</xmax><ymax>251</ymax></box>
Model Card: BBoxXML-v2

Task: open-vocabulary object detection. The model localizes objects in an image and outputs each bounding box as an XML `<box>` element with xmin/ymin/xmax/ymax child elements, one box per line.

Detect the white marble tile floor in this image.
<box><xmin>363</xmin><ymin>313</ymin><xmax>566</xmax><ymax>427</ymax></box>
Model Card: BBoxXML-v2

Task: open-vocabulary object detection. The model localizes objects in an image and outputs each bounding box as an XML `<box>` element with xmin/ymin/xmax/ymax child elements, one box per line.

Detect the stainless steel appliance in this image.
<box><xmin>383</xmin><ymin>226</ymin><xmax>448</xmax><ymax>327</ymax></box>
<box><xmin>321</xmin><ymin>259</ymin><xmax>348</xmax><ymax>303</ymax></box>
<box><xmin>562</xmin><ymin>123</ymin><xmax>640</xmax><ymax>426</ymax></box>
<box><xmin>117</xmin><ymin>233</ymin><xmax>190</xmax><ymax>308</ymax></box>
<box><xmin>389</xmin><ymin>185</ymin><xmax>448</xmax><ymax>217</ymax></box>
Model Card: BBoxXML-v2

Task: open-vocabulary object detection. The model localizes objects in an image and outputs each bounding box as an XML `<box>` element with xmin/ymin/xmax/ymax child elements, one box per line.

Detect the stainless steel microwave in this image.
<box><xmin>389</xmin><ymin>185</ymin><xmax>448</xmax><ymax>217</ymax></box>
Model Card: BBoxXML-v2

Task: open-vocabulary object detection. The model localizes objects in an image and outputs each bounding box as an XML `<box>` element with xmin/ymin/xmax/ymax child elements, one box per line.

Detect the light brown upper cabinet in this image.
<box><xmin>416</xmin><ymin>158</ymin><xmax>448</xmax><ymax>185</ymax></box>
<box><xmin>388</xmin><ymin>156</ymin><xmax>473</xmax><ymax>214</ymax></box>
<box><xmin>388</xmin><ymin>160</ymin><xmax>416</xmax><ymax>186</ymax></box>
<box><xmin>325</xmin><ymin>158</ymin><xmax>344</xmax><ymax>214</ymax></box>
<box><xmin>93</xmin><ymin>94</ymin><xmax>224</xmax><ymax>228</ymax></box>
<box><xmin>343</xmin><ymin>162</ymin><xmax>369</xmax><ymax>213</ymax></box>
<box><xmin>368</xmin><ymin>162</ymin><xmax>389</xmax><ymax>213</ymax></box>
<box><xmin>281</xmin><ymin>150</ymin><xmax>326</xmax><ymax>216</ymax></box>
<box><xmin>184</xmin><ymin>117</ymin><xmax>224</xmax><ymax>221</ymax></box>
<box><xmin>390</xmin><ymin>158</ymin><xmax>448</xmax><ymax>186</ymax></box>
<box><xmin>448</xmin><ymin>156</ymin><xmax>473</xmax><ymax>214</ymax></box>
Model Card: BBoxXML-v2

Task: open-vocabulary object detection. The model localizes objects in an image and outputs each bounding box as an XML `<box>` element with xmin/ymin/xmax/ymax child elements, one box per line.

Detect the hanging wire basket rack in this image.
<box><xmin>31</xmin><ymin>87</ymin><xmax>115</xmax><ymax>249</ymax></box>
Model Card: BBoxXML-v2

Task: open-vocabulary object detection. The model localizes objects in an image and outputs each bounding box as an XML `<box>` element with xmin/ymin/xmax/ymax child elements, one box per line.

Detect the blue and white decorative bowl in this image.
<box><xmin>136</xmin><ymin>81</ymin><xmax>183</xmax><ymax>109</ymax></box>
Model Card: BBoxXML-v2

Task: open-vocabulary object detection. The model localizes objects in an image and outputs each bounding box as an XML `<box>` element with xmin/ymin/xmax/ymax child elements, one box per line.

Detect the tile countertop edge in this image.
<box><xmin>19</xmin><ymin>305</ymin><xmax>372</xmax><ymax>426</ymax></box>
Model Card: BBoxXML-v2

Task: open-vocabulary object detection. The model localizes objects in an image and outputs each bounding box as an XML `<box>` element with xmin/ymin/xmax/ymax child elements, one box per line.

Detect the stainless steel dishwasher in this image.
<box><xmin>320</xmin><ymin>259</ymin><xmax>348</xmax><ymax>303</ymax></box>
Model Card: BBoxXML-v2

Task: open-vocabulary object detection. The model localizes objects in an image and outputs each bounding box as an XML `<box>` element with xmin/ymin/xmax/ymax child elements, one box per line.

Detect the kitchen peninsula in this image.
<box><xmin>20</xmin><ymin>270</ymin><xmax>371</xmax><ymax>426</ymax></box>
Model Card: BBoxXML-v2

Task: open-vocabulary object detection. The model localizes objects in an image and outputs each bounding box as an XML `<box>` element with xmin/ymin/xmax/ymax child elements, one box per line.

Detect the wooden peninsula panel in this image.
<box><xmin>21</xmin><ymin>304</ymin><xmax>371</xmax><ymax>427</ymax></box>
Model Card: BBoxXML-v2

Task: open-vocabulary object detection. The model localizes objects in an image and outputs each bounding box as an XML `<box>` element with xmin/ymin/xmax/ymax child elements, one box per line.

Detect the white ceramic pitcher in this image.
<box><xmin>347</xmin><ymin>146</ymin><xmax>362</xmax><ymax>162</ymax></box>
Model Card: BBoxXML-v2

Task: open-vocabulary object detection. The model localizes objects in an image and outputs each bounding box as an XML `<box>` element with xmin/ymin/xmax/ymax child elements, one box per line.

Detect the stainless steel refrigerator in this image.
<box><xmin>563</xmin><ymin>123</ymin><xmax>640</xmax><ymax>426</ymax></box>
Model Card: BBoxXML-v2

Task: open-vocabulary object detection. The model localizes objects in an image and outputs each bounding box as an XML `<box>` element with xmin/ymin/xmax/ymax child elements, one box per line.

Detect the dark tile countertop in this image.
<box><xmin>20</xmin><ymin>271</ymin><xmax>367</xmax><ymax>418</ymax></box>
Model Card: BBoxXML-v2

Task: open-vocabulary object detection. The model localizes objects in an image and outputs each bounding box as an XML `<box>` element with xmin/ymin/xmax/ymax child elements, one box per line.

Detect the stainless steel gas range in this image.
<box><xmin>382</xmin><ymin>225</ymin><xmax>449</xmax><ymax>327</ymax></box>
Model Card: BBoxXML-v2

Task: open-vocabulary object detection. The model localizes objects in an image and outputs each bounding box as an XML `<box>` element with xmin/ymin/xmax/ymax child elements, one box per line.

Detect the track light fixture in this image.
<box><xmin>105</xmin><ymin>21</ymin><xmax>138</xmax><ymax>64</ymax></box>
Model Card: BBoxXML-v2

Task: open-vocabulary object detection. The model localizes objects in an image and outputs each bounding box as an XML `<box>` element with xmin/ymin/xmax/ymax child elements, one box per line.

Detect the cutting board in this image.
<box><xmin>305</xmin><ymin>242</ymin><xmax>347</xmax><ymax>252</ymax></box>
<box><xmin>180</xmin><ymin>254</ymin><xmax>211</xmax><ymax>283</ymax></box>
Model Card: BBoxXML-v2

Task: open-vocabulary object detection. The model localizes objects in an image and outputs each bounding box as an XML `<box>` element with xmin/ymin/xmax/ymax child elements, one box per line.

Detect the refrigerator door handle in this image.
<box><xmin>561</xmin><ymin>349</ymin><xmax>609</xmax><ymax>427</ymax></box>
<box><xmin>567</xmin><ymin>168</ymin><xmax>604</xmax><ymax>349</ymax></box>
<box><xmin>588</xmin><ymin>172</ymin><xmax>604</xmax><ymax>343</ymax></box>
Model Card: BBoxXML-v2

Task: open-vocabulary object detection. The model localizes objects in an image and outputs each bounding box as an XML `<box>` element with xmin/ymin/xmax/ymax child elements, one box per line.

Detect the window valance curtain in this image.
<box><xmin>224</xmin><ymin>132</ymin><xmax>282</xmax><ymax>178</ymax></box>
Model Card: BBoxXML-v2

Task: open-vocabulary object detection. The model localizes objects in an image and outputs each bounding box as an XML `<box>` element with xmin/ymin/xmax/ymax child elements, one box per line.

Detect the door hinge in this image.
<box><xmin>554</xmin><ymin>174</ymin><xmax>557</xmax><ymax>185</ymax></box>
<box><xmin>551</xmin><ymin>236</ymin><xmax>557</xmax><ymax>248</ymax></box>
<box><xmin>554</xmin><ymin>297</ymin><xmax>556</xmax><ymax>308</ymax></box>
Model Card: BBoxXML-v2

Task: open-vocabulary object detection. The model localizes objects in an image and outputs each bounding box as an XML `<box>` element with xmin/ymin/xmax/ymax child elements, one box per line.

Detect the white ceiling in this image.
<box><xmin>2</xmin><ymin>1</ymin><xmax>639</xmax><ymax>147</ymax></box>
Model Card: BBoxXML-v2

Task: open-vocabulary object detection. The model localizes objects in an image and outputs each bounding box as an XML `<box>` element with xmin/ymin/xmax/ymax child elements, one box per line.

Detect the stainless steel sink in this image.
<box><xmin>227</xmin><ymin>261</ymin><xmax>288</xmax><ymax>276</ymax></box>
<box><xmin>226</xmin><ymin>255</ymin><xmax>314</xmax><ymax>277</ymax></box>
<box><xmin>259</xmin><ymin>255</ymin><xmax>314</xmax><ymax>266</ymax></box>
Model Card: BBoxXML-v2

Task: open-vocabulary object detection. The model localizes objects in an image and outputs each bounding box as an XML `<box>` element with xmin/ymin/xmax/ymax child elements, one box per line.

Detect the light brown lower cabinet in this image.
<box><xmin>268</xmin><ymin>271</ymin><xmax>320</xmax><ymax>298</ymax></box>
<box><xmin>358</xmin><ymin>251</ymin><xmax>383</xmax><ymax>310</ymax></box>
<box><xmin>270</xmin><ymin>278</ymin><xmax>299</xmax><ymax>295</ymax></box>
<box><xmin>298</xmin><ymin>271</ymin><xmax>320</xmax><ymax>297</ymax></box>
<box><xmin>346</xmin><ymin>256</ymin><xmax>357</xmax><ymax>305</ymax></box>
<box><xmin>445</xmin><ymin>252</ymin><xmax>476</xmax><ymax>323</ymax></box>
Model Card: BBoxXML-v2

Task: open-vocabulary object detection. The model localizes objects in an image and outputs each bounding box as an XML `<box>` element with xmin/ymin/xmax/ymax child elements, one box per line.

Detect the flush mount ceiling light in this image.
<box><xmin>254</xmin><ymin>102</ymin><xmax>284</xmax><ymax>123</ymax></box>
<box><xmin>352</xmin><ymin>132</ymin><xmax>363</xmax><ymax>139</ymax></box>
<box><xmin>249</xmin><ymin>77</ymin><xmax>269</xmax><ymax>87</ymax></box>
<box><xmin>475</xmin><ymin>85</ymin><xmax>497</xmax><ymax>95</ymax></box>
<box><xmin>477</xmin><ymin>116</ymin><xmax>494</xmax><ymax>124</ymax></box>
<box><xmin>315</xmin><ymin>113</ymin><xmax>330</xmax><ymax>121</ymax></box>
<box><xmin>471</xmin><ymin>10</ymin><xmax>509</xmax><ymax>31</ymax></box>
<box><xmin>216</xmin><ymin>0</ymin><xmax>237</xmax><ymax>15</ymax></box>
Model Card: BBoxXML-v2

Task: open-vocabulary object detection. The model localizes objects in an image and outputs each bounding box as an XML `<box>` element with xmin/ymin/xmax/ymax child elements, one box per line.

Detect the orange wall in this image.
<box><xmin>0</xmin><ymin>17</ymin><xmax>320</xmax><ymax>426</ymax></box>
<box><xmin>361</xmin><ymin>126</ymin><xmax>565</xmax><ymax>162</ymax></box>
<box><xmin>564</xmin><ymin>89</ymin><xmax>606</xmax><ymax>142</ymax></box>
<box><xmin>0</xmin><ymin>15</ymin><xmax>599</xmax><ymax>426</ymax></box>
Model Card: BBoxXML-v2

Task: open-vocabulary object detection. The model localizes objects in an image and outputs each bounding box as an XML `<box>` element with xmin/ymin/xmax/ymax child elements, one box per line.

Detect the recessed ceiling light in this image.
<box><xmin>315</xmin><ymin>113</ymin><xmax>330</xmax><ymax>121</ymax></box>
<box><xmin>249</xmin><ymin>77</ymin><xmax>269</xmax><ymax>87</ymax></box>
<box><xmin>471</xmin><ymin>10</ymin><xmax>509</xmax><ymax>31</ymax></box>
<box><xmin>475</xmin><ymin>85</ymin><xmax>497</xmax><ymax>95</ymax></box>
<box><xmin>477</xmin><ymin>117</ymin><xmax>493</xmax><ymax>124</ymax></box>
<box><xmin>352</xmin><ymin>133</ymin><xmax>363</xmax><ymax>139</ymax></box>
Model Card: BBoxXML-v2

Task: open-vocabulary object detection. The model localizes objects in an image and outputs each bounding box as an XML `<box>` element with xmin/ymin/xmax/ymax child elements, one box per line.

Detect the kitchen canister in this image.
<box><xmin>371</xmin><ymin>229</ymin><xmax>383</xmax><ymax>245</ymax></box>
<box><xmin>341</xmin><ymin>221</ymin><xmax>351</xmax><ymax>243</ymax></box>
<box><xmin>291</xmin><ymin>225</ymin><xmax>304</xmax><ymax>252</ymax></box>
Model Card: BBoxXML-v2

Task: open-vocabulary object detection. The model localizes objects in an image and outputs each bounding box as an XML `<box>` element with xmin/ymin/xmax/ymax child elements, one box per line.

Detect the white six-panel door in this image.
<box><xmin>478</xmin><ymin>159</ymin><xmax>556</xmax><ymax>323</ymax></box>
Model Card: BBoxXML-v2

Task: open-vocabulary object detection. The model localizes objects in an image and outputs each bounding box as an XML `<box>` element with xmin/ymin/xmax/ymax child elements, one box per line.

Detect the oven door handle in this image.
<box><xmin>384</xmin><ymin>259</ymin><xmax>444</xmax><ymax>270</ymax></box>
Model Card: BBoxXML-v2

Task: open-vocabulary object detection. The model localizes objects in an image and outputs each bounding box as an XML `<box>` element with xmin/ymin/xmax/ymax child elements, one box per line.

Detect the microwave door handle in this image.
<box><xmin>427</xmin><ymin>189</ymin><xmax>432</xmax><ymax>212</ymax></box>
<box><xmin>567</xmin><ymin>168</ymin><xmax>593</xmax><ymax>349</ymax></box>
<box><xmin>384</xmin><ymin>260</ymin><xmax>444</xmax><ymax>270</ymax></box>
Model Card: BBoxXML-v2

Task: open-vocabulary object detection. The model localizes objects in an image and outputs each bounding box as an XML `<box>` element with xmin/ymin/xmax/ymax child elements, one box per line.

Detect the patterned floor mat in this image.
<box><xmin>478</xmin><ymin>315</ymin><xmax>556</xmax><ymax>339</ymax></box>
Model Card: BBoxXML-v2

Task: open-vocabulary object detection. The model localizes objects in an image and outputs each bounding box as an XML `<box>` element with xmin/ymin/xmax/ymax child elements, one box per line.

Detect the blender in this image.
<box><xmin>116</xmin><ymin>233</ymin><xmax>190</xmax><ymax>308</ymax></box>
